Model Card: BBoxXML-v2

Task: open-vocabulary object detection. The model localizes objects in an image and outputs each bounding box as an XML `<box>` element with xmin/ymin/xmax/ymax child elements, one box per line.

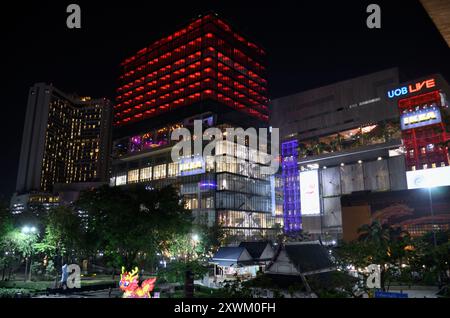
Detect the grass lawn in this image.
<box><xmin>161</xmin><ymin>285</ymin><xmax>222</xmax><ymax>298</ymax></box>
<box><xmin>0</xmin><ymin>280</ymin><xmax>53</xmax><ymax>291</ymax></box>
<box><xmin>0</xmin><ymin>275</ymin><xmax>117</xmax><ymax>292</ymax></box>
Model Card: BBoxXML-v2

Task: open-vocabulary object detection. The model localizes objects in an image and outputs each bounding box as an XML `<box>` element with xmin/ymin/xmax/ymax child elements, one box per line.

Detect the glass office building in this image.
<box><xmin>111</xmin><ymin>13</ymin><xmax>279</xmax><ymax>241</ymax></box>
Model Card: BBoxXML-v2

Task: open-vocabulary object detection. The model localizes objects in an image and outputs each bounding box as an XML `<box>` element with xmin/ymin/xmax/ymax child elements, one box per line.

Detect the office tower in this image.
<box><xmin>111</xmin><ymin>13</ymin><xmax>278</xmax><ymax>241</ymax></box>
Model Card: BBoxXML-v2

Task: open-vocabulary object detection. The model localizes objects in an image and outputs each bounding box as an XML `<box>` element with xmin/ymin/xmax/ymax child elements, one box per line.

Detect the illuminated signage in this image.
<box><xmin>406</xmin><ymin>166</ymin><xmax>450</xmax><ymax>189</ymax></box>
<box><xmin>300</xmin><ymin>169</ymin><xmax>321</xmax><ymax>215</ymax></box>
<box><xmin>179</xmin><ymin>156</ymin><xmax>205</xmax><ymax>176</ymax></box>
<box><xmin>400</xmin><ymin>107</ymin><xmax>442</xmax><ymax>130</ymax></box>
<box><xmin>387</xmin><ymin>78</ymin><xmax>436</xmax><ymax>99</ymax></box>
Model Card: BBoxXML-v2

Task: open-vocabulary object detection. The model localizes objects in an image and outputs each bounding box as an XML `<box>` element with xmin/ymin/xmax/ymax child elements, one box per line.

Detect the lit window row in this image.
<box><xmin>112</xmin><ymin>163</ymin><xmax>177</xmax><ymax>186</ymax></box>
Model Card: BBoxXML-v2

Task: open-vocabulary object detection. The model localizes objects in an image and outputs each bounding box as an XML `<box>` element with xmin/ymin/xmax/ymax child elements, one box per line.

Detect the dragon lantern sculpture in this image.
<box><xmin>119</xmin><ymin>267</ymin><xmax>157</xmax><ymax>298</ymax></box>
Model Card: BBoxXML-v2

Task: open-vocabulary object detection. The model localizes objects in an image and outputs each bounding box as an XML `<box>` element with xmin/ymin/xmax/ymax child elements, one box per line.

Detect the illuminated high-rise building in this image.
<box><xmin>111</xmin><ymin>13</ymin><xmax>279</xmax><ymax>240</ymax></box>
<box><xmin>114</xmin><ymin>13</ymin><xmax>268</xmax><ymax>133</ymax></box>
<box><xmin>13</xmin><ymin>83</ymin><xmax>113</xmax><ymax>213</ymax></box>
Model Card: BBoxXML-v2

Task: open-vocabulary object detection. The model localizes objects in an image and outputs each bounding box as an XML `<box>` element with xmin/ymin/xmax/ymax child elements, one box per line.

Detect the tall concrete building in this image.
<box><xmin>12</xmin><ymin>83</ymin><xmax>113</xmax><ymax>214</ymax></box>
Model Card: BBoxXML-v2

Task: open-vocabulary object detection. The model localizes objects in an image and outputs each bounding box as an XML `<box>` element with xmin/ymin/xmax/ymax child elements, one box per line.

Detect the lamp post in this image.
<box><xmin>21</xmin><ymin>226</ymin><xmax>37</xmax><ymax>282</ymax></box>
<box><xmin>427</xmin><ymin>187</ymin><xmax>442</xmax><ymax>286</ymax></box>
<box><xmin>427</xmin><ymin>187</ymin><xmax>437</xmax><ymax>248</ymax></box>
<box><xmin>185</xmin><ymin>233</ymin><xmax>200</xmax><ymax>298</ymax></box>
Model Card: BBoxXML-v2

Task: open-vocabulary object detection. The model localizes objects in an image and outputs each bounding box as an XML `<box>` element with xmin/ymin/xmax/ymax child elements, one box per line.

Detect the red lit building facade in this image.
<box><xmin>110</xmin><ymin>14</ymin><xmax>280</xmax><ymax>241</ymax></box>
<box><xmin>114</xmin><ymin>13</ymin><xmax>268</xmax><ymax>128</ymax></box>
<box><xmin>387</xmin><ymin>75</ymin><xmax>450</xmax><ymax>173</ymax></box>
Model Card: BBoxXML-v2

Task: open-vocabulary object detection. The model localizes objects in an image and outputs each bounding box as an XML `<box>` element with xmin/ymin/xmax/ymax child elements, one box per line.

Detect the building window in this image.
<box><xmin>140</xmin><ymin>167</ymin><xmax>152</xmax><ymax>181</ymax></box>
<box><xmin>168</xmin><ymin>162</ymin><xmax>179</xmax><ymax>177</ymax></box>
<box><xmin>249</xmin><ymin>149</ymin><xmax>258</xmax><ymax>163</ymax></box>
<box><xmin>236</xmin><ymin>144</ymin><xmax>248</xmax><ymax>160</ymax></box>
<box><xmin>153</xmin><ymin>164</ymin><xmax>166</xmax><ymax>180</ymax></box>
<box><xmin>206</xmin><ymin>156</ymin><xmax>215</xmax><ymax>171</ymax></box>
<box><xmin>185</xmin><ymin>197</ymin><xmax>198</xmax><ymax>210</ymax></box>
<box><xmin>116</xmin><ymin>173</ymin><xmax>127</xmax><ymax>186</ymax></box>
<box><xmin>128</xmin><ymin>169</ymin><xmax>139</xmax><ymax>184</ymax></box>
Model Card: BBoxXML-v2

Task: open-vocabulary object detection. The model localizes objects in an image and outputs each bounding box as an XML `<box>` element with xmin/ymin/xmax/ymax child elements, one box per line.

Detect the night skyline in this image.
<box><xmin>2</xmin><ymin>0</ymin><xmax>449</xmax><ymax>197</ymax></box>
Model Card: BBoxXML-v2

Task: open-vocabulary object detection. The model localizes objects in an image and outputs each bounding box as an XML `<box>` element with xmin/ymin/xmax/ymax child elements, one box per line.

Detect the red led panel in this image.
<box><xmin>114</xmin><ymin>13</ymin><xmax>268</xmax><ymax>127</ymax></box>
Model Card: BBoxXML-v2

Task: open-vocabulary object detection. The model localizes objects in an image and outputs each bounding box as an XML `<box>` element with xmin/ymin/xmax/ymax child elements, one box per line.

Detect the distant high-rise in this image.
<box><xmin>15</xmin><ymin>83</ymin><xmax>113</xmax><ymax>194</ymax></box>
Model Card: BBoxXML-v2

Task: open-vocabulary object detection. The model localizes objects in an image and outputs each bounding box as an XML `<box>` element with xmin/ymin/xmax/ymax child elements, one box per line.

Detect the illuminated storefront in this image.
<box><xmin>275</xmin><ymin>69</ymin><xmax>404</xmax><ymax>239</ymax></box>
<box><xmin>276</xmin><ymin>71</ymin><xmax>450</xmax><ymax>240</ymax></box>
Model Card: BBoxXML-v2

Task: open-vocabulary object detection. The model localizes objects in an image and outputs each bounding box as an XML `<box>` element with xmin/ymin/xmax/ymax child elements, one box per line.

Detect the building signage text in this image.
<box><xmin>400</xmin><ymin>107</ymin><xmax>442</xmax><ymax>130</ymax></box>
<box><xmin>387</xmin><ymin>78</ymin><xmax>436</xmax><ymax>99</ymax></box>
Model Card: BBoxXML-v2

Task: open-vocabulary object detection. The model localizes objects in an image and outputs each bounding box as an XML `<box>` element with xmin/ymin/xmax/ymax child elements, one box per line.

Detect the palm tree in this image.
<box><xmin>357</xmin><ymin>221</ymin><xmax>412</xmax><ymax>290</ymax></box>
<box><xmin>357</xmin><ymin>221</ymin><xmax>390</xmax><ymax>245</ymax></box>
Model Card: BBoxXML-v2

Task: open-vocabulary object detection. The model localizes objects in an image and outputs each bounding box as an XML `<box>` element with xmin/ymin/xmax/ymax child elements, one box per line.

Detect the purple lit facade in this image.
<box><xmin>128</xmin><ymin>126</ymin><xmax>177</xmax><ymax>153</ymax></box>
<box><xmin>281</xmin><ymin>140</ymin><xmax>302</xmax><ymax>233</ymax></box>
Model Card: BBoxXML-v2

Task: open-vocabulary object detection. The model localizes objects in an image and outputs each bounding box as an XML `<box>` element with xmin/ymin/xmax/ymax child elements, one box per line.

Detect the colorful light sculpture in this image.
<box><xmin>119</xmin><ymin>267</ymin><xmax>157</xmax><ymax>298</ymax></box>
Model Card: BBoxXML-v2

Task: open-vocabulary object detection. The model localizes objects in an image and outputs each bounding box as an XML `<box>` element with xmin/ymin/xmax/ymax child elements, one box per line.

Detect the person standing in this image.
<box><xmin>60</xmin><ymin>263</ymin><xmax>68</xmax><ymax>290</ymax></box>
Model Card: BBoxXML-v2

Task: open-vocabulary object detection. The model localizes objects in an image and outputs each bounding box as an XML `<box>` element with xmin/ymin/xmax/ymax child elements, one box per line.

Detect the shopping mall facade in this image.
<box><xmin>109</xmin><ymin>13</ymin><xmax>282</xmax><ymax>241</ymax></box>
<box><xmin>271</xmin><ymin>68</ymin><xmax>450</xmax><ymax>241</ymax></box>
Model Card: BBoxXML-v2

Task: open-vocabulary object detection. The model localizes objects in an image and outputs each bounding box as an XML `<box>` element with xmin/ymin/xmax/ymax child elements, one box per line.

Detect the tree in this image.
<box><xmin>158</xmin><ymin>260</ymin><xmax>208</xmax><ymax>284</ymax></box>
<box><xmin>0</xmin><ymin>229</ymin><xmax>38</xmax><ymax>281</ymax></box>
<box><xmin>411</xmin><ymin>230</ymin><xmax>450</xmax><ymax>286</ymax></box>
<box><xmin>76</xmin><ymin>185</ymin><xmax>192</xmax><ymax>272</ymax></box>
<box><xmin>357</xmin><ymin>220</ymin><xmax>391</xmax><ymax>245</ymax></box>
<box><xmin>33</xmin><ymin>205</ymin><xmax>85</xmax><ymax>282</ymax></box>
<box><xmin>335</xmin><ymin>221</ymin><xmax>415</xmax><ymax>291</ymax></box>
<box><xmin>0</xmin><ymin>200</ymin><xmax>13</xmax><ymax>240</ymax></box>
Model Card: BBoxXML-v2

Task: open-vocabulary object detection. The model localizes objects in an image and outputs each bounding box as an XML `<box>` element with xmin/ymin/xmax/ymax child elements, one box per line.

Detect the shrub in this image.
<box><xmin>0</xmin><ymin>288</ymin><xmax>31</xmax><ymax>298</ymax></box>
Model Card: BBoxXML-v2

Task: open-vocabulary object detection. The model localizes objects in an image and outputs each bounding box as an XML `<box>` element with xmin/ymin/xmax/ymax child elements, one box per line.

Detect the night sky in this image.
<box><xmin>1</xmin><ymin>0</ymin><xmax>449</xmax><ymax>198</ymax></box>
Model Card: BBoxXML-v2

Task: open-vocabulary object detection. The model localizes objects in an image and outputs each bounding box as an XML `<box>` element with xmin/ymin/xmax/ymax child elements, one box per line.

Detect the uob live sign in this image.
<box><xmin>387</xmin><ymin>78</ymin><xmax>436</xmax><ymax>99</ymax></box>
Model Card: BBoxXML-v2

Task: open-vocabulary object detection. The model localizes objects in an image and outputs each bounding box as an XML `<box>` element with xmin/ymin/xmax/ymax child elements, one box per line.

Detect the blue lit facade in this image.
<box><xmin>281</xmin><ymin>140</ymin><xmax>302</xmax><ymax>232</ymax></box>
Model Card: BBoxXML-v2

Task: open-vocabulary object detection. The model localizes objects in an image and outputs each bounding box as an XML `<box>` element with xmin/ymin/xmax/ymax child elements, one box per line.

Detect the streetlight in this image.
<box><xmin>185</xmin><ymin>233</ymin><xmax>200</xmax><ymax>298</ymax></box>
<box><xmin>427</xmin><ymin>186</ymin><xmax>442</xmax><ymax>286</ymax></box>
<box><xmin>21</xmin><ymin>225</ymin><xmax>37</xmax><ymax>282</ymax></box>
<box><xmin>426</xmin><ymin>187</ymin><xmax>437</xmax><ymax>248</ymax></box>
